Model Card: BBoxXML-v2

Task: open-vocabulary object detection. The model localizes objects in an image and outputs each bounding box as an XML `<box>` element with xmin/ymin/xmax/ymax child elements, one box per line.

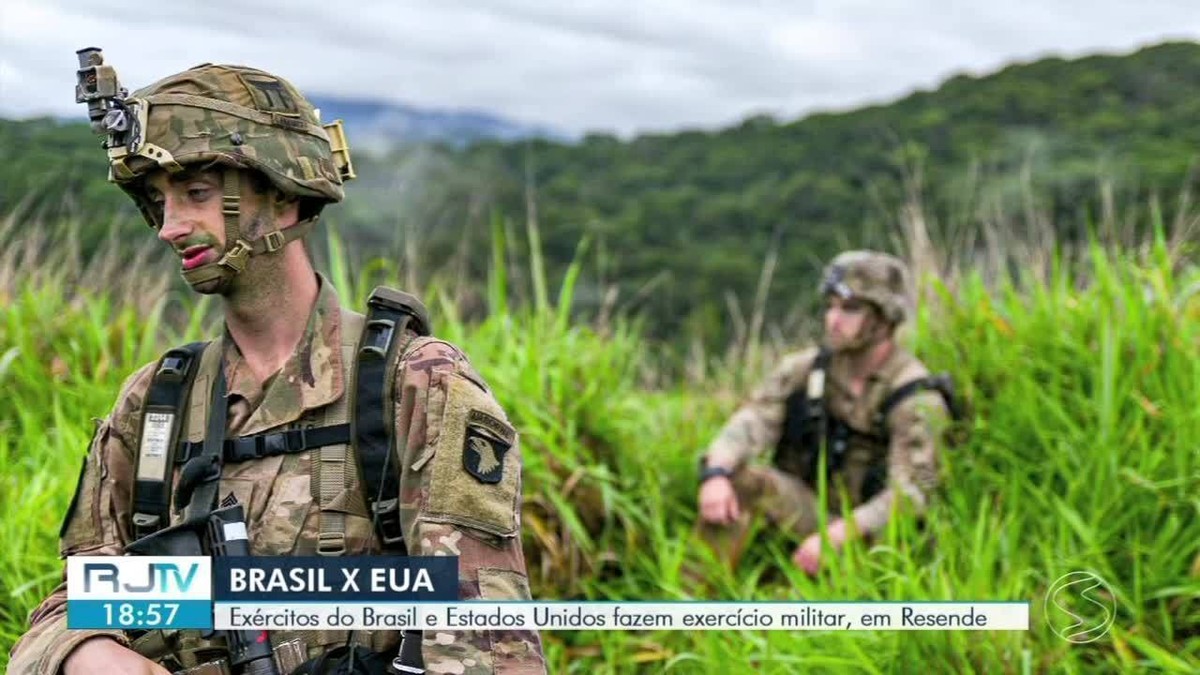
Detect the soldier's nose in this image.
<box><xmin>157</xmin><ymin>204</ymin><xmax>192</xmax><ymax>245</ymax></box>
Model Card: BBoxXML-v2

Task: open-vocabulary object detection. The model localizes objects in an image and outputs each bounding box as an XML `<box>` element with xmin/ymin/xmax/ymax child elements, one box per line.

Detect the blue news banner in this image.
<box><xmin>67</xmin><ymin>556</ymin><xmax>1033</xmax><ymax>632</ymax></box>
<box><xmin>66</xmin><ymin>556</ymin><xmax>458</xmax><ymax>631</ymax></box>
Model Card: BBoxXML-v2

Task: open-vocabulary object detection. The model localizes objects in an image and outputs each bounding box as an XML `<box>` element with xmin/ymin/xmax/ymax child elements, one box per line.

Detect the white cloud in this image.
<box><xmin>1</xmin><ymin>0</ymin><xmax>1198</xmax><ymax>136</ymax></box>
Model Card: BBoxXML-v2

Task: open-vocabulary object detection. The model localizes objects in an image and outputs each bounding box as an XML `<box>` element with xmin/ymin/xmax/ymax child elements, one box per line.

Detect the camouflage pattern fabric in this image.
<box><xmin>702</xmin><ymin>346</ymin><xmax>948</xmax><ymax>538</ymax></box>
<box><xmin>8</xmin><ymin>275</ymin><xmax>546</xmax><ymax>674</ymax></box>
<box><xmin>819</xmin><ymin>250</ymin><xmax>911</xmax><ymax>324</ymax></box>
<box><xmin>107</xmin><ymin>63</ymin><xmax>348</xmax><ymax>229</ymax></box>
<box><xmin>695</xmin><ymin>465</ymin><xmax>821</xmax><ymax>570</ymax></box>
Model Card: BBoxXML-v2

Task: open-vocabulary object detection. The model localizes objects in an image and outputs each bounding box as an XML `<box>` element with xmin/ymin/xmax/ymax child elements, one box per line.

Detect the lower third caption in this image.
<box><xmin>215</xmin><ymin>602</ymin><xmax>1028</xmax><ymax>632</ymax></box>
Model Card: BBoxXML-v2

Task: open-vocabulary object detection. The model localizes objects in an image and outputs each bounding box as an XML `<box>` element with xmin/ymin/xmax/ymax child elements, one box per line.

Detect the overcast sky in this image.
<box><xmin>2</xmin><ymin>0</ymin><xmax>1198</xmax><ymax>137</ymax></box>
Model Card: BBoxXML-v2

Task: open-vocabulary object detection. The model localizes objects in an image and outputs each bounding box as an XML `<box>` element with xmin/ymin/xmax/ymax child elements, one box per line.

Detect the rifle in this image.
<box><xmin>125</xmin><ymin>497</ymin><xmax>410</xmax><ymax>675</ymax></box>
<box><xmin>125</xmin><ymin>495</ymin><xmax>280</xmax><ymax>675</ymax></box>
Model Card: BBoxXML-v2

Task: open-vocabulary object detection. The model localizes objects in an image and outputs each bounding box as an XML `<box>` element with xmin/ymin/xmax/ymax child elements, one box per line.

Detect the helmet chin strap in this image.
<box><xmin>180</xmin><ymin>171</ymin><xmax>316</xmax><ymax>291</ymax></box>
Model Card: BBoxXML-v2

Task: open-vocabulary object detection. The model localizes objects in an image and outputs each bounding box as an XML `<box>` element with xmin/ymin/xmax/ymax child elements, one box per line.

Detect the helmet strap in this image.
<box><xmin>243</xmin><ymin>187</ymin><xmax>316</xmax><ymax>255</ymax></box>
<box><xmin>245</xmin><ymin>217</ymin><xmax>316</xmax><ymax>256</ymax></box>
<box><xmin>179</xmin><ymin>172</ymin><xmax>318</xmax><ymax>289</ymax></box>
<box><xmin>180</xmin><ymin>171</ymin><xmax>243</xmax><ymax>290</ymax></box>
<box><xmin>216</xmin><ymin>171</ymin><xmax>251</xmax><ymax>274</ymax></box>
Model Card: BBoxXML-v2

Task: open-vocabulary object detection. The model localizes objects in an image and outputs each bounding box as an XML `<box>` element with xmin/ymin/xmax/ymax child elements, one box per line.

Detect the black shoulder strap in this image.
<box><xmin>178</xmin><ymin>362</ymin><xmax>230</xmax><ymax>527</ymax></box>
<box><xmin>773</xmin><ymin>347</ymin><xmax>833</xmax><ymax>477</ymax></box>
<box><xmin>131</xmin><ymin>341</ymin><xmax>209</xmax><ymax>540</ymax></box>
<box><xmin>811</xmin><ymin>345</ymin><xmax>830</xmax><ymax>367</ymax></box>
<box><xmin>874</xmin><ymin>373</ymin><xmax>962</xmax><ymax>438</ymax></box>
<box><xmin>174</xmin><ymin>424</ymin><xmax>352</xmax><ymax>465</ymax></box>
<box><xmin>351</xmin><ymin>287</ymin><xmax>431</xmax><ymax>554</ymax></box>
<box><xmin>808</xmin><ymin>346</ymin><xmax>832</xmax><ymax>433</ymax></box>
<box><xmin>813</xmin><ymin>346</ymin><xmax>833</xmax><ymax>372</ymax></box>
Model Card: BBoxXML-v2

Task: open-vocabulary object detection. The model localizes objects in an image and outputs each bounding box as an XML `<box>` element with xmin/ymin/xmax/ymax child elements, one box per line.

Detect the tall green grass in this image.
<box><xmin>1</xmin><ymin>204</ymin><xmax>1197</xmax><ymax>674</ymax></box>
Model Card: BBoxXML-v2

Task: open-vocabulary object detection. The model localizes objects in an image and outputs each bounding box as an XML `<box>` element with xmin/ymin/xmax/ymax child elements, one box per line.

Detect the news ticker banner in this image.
<box><xmin>67</xmin><ymin>556</ymin><xmax>1030</xmax><ymax>632</ymax></box>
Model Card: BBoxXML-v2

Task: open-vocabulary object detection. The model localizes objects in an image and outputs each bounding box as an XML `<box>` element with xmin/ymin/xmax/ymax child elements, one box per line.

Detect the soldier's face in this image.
<box><xmin>146</xmin><ymin>168</ymin><xmax>296</xmax><ymax>295</ymax></box>
<box><xmin>147</xmin><ymin>168</ymin><xmax>229</xmax><ymax>273</ymax></box>
<box><xmin>824</xmin><ymin>295</ymin><xmax>872</xmax><ymax>349</ymax></box>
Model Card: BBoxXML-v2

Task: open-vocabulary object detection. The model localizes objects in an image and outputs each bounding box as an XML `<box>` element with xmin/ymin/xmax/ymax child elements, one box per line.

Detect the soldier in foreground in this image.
<box><xmin>695</xmin><ymin>251</ymin><xmax>955</xmax><ymax>577</ymax></box>
<box><xmin>9</xmin><ymin>51</ymin><xmax>545</xmax><ymax>675</ymax></box>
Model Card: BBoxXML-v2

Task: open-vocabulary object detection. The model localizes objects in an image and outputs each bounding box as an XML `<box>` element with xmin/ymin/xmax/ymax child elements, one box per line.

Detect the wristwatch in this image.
<box><xmin>698</xmin><ymin>459</ymin><xmax>734</xmax><ymax>483</ymax></box>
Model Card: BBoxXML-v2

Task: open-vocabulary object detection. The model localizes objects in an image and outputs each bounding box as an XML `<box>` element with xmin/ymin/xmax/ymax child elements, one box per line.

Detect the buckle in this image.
<box><xmin>157</xmin><ymin>355</ymin><xmax>188</xmax><ymax>380</ymax></box>
<box><xmin>263</xmin><ymin>230</ymin><xmax>286</xmax><ymax>253</ymax></box>
<box><xmin>372</xmin><ymin>498</ymin><xmax>404</xmax><ymax>546</ymax></box>
<box><xmin>262</xmin><ymin>432</ymin><xmax>288</xmax><ymax>457</ymax></box>
<box><xmin>360</xmin><ymin>319</ymin><xmax>395</xmax><ymax>359</ymax></box>
<box><xmin>317</xmin><ymin>531</ymin><xmax>346</xmax><ymax>556</ymax></box>
<box><xmin>132</xmin><ymin>512</ymin><xmax>161</xmax><ymax>537</ymax></box>
<box><xmin>226</xmin><ymin>438</ymin><xmax>257</xmax><ymax>463</ymax></box>
<box><xmin>288</xmin><ymin>427</ymin><xmax>309</xmax><ymax>452</ymax></box>
<box><xmin>175</xmin><ymin>441</ymin><xmax>199</xmax><ymax>465</ymax></box>
<box><xmin>218</xmin><ymin>240</ymin><xmax>252</xmax><ymax>273</ymax></box>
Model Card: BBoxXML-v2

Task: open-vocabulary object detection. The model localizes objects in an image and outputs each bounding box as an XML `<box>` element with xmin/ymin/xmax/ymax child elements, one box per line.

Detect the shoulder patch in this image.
<box><xmin>422</xmin><ymin>373</ymin><xmax>520</xmax><ymax>537</ymax></box>
<box><xmin>463</xmin><ymin>410</ymin><xmax>515</xmax><ymax>484</ymax></box>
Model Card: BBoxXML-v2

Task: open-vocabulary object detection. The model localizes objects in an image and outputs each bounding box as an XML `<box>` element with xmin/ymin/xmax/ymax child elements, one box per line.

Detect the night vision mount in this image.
<box><xmin>75</xmin><ymin>47</ymin><xmax>143</xmax><ymax>153</ymax></box>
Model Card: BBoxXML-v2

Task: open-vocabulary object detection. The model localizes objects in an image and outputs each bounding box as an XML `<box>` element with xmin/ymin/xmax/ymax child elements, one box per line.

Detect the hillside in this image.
<box><xmin>306</xmin><ymin>95</ymin><xmax>566</xmax><ymax>150</ymax></box>
<box><xmin>5</xmin><ymin>41</ymin><xmax>1200</xmax><ymax>344</ymax></box>
<box><xmin>443</xmin><ymin>40</ymin><xmax>1200</xmax><ymax>338</ymax></box>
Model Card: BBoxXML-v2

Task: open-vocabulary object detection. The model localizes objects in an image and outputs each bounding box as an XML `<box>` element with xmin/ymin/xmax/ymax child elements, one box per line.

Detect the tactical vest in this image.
<box><xmin>126</xmin><ymin>287</ymin><xmax>430</xmax><ymax>673</ymax></box>
<box><xmin>772</xmin><ymin>347</ymin><xmax>962</xmax><ymax>503</ymax></box>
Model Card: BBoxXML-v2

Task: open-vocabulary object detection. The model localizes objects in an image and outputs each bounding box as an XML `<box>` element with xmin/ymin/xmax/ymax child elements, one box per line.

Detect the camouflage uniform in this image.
<box><xmin>9</xmin><ymin>58</ymin><xmax>545</xmax><ymax>674</ymax></box>
<box><xmin>697</xmin><ymin>251</ymin><xmax>949</xmax><ymax>568</ymax></box>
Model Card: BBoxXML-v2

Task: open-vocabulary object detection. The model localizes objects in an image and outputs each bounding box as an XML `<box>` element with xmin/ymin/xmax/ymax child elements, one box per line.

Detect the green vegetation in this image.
<box><xmin>6</xmin><ymin>41</ymin><xmax>1200</xmax><ymax>347</ymax></box>
<box><xmin>1</xmin><ymin>192</ymin><xmax>1197</xmax><ymax>671</ymax></box>
<box><xmin>2</xmin><ymin>39</ymin><xmax>1199</xmax><ymax>673</ymax></box>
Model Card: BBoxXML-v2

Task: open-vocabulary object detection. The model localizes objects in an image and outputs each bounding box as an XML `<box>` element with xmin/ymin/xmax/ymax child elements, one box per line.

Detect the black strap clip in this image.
<box><xmin>175</xmin><ymin>454</ymin><xmax>222</xmax><ymax>511</ymax></box>
<box><xmin>371</xmin><ymin>498</ymin><xmax>405</xmax><ymax>546</ymax></box>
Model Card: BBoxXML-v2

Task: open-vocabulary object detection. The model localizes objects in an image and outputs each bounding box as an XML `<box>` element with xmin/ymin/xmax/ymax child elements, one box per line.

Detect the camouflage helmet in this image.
<box><xmin>76</xmin><ymin>50</ymin><xmax>355</xmax><ymax>289</ymax></box>
<box><xmin>818</xmin><ymin>250</ymin><xmax>911</xmax><ymax>324</ymax></box>
<box><xmin>109</xmin><ymin>62</ymin><xmax>354</xmax><ymax>227</ymax></box>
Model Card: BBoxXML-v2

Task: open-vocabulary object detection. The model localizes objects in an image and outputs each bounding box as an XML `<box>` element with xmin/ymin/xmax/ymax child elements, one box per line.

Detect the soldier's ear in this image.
<box><xmin>266</xmin><ymin>188</ymin><xmax>301</xmax><ymax>226</ymax></box>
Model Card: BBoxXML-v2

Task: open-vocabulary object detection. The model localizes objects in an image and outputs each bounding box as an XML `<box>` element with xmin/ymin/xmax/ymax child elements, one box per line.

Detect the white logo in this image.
<box><xmin>1044</xmin><ymin>571</ymin><xmax>1115</xmax><ymax>643</ymax></box>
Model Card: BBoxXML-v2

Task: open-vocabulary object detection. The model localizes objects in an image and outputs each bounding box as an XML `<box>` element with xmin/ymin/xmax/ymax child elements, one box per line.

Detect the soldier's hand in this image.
<box><xmin>63</xmin><ymin>636</ymin><xmax>173</xmax><ymax>675</ymax></box>
<box><xmin>698</xmin><ymin>476</ymin><xmax>741</xmax><ymax>525</ymax></box>
<box><xmin>793</xmin><ymin>534</ymin><xmax>822</xmax><ymax>576</ymax></box>
<box><xmin>794</xmin><ymin>521</ymin><xmax>849</xmax><ymax>576</ymax></box>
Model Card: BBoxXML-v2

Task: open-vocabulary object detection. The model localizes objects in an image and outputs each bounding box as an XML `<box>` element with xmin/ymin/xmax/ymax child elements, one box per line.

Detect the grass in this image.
<box><xmin>0</xmin><ymin>201</ymin><xmax>1197</xmax><ymax>674</ymax></box>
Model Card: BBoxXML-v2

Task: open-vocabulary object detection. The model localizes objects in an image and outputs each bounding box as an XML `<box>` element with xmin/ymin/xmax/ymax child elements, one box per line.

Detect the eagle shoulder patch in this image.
<box><xmin>423</xmin><ymin>373</ymin><xmax>521</xmax><ymax>537</ymax></box>
<box><xmin>463</xmin><ymin>409</ymin><xmax>514</xmax><ymax>484</ymax></box>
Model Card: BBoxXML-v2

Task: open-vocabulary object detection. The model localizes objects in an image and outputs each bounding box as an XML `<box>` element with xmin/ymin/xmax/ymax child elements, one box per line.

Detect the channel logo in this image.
<box><xmin>67</xmin><ymin>556</ymin><xmax>212</xmax><ymax>630</ymax></box>
<box><xmin>69</xmin><ymin>556</ymin><xmax>210</xmax><ymax>599</ymax></box>
<box><xmin>82</xmin><ymin>560</ymin><xmax>202</xmax><ymax>594</ymax></box>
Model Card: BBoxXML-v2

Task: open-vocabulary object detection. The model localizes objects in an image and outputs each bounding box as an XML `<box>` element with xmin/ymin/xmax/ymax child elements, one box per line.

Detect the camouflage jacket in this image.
<box><xmin>9</xmin><ymin>276</ymin><xmax>546</xmax><ymax>675</ymax></box>
<box><xmin>703</xmin><ymin>345</ymin><xmax>948</xmax><ymax>535</ymax></box>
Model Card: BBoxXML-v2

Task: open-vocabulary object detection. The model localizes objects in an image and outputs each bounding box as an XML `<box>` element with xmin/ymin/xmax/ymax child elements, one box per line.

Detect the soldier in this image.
<box><xmin>9</xmin><ymin>57</ymin><xmax>545</xmax><ymax>674</ymax></box>
<box><xmin>694</xmin><ymin>251</ymin><xmax>955</xmax><ymax>577</ymax></box>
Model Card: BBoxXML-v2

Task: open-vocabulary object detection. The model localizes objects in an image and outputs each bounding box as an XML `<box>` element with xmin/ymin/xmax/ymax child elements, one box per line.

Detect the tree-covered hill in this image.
<box><xmin>6</xmin><ymin>40</ymin><xmax>1200</xmax><ymax>344</ymax></box>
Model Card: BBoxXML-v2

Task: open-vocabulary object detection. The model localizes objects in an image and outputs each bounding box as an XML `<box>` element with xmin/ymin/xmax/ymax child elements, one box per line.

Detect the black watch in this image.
<box><xmin>698</xmin><ymin>462</ymin><xmax>734</xmax><ymax>483</ymax></box>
